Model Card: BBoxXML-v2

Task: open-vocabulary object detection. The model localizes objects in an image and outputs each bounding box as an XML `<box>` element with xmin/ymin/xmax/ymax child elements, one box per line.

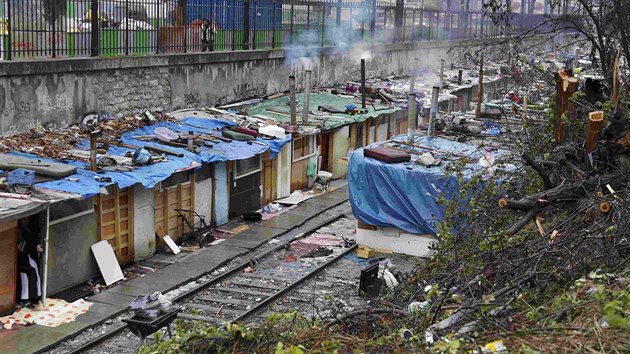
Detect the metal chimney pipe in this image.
<box><xmin>289</xmin><ymin>75</ymin><xmax>297</xmax><ymax>124</ymax></box>
<box><xmin>361</xmin><ymin>59</ymin><xmax>366</xmax><ymax>109</ymax></box>
<box><xmin>409</xmin><ymin>57</ymin><xmax>418</xmax><ymax>94</ymax></box>
<box><xmin>440</xmin><ymin>59</ymin><xmax>445</xmax><ymax>86</ymax></box>
<box><xmin>457</xmin><ymin>69</ymin><xmax>463</xmax><ymax>85</ymax></box>
<box><xmin>428</xmin><ymin>85</ymin><xmax>440</xmax><ymax>139</ymax></box>
<box><xmin>302</xmin><ymin>70</ymin><xmax>312</xmax><ymax>124</ymax></box>
<box><xmin>407</xmin><ymin>93</ymin><xmax>417</xmax><ymax>143</ymax></box>
<box><xmin>476</xmin><ymin>54</ymin><xmax>484</xmax><ymax>119</ymax></box>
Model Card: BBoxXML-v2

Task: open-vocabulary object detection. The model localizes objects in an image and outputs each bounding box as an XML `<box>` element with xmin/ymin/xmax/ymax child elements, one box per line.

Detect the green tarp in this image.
<box><xmin>246</xmin><ymin>93</ymin><xmax>401</xmax><ymax>131</ymax></box>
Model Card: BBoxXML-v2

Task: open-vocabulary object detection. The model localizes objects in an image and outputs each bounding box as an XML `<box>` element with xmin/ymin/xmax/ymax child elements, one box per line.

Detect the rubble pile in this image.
<box><xmin>0</xmin><ymin>112</ymin><xmax>174</xmax><ymax>161</ymax></box>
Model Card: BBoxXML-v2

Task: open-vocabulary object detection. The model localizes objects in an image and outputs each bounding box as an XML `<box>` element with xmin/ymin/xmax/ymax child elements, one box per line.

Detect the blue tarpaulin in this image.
<box><xmin>32</xmin><ymin>118</ymin><xmax>292</xmax><ymax>198</ymax></box>
<box><xmin>348</xmin><ymin>136</ymin><xmax>501</xmax><ymax>235</ymax></box>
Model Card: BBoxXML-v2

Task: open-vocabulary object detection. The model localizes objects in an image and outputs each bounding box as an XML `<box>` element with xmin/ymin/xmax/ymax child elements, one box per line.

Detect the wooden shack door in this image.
<box><xmin>262</xmin><ymin>152</ymin><xmax>278</xmax><ymax>205</ymax></box>
<box><xmin>0</xmin><ymin>221</ymin><xmax>17</xmax><ymax>314</ymax></box>
<box><xmin>154</xmin><ymin>178</ymin><xmax>195</xmax><ymax>244</ymax></box>
<box><xmin>96</xmin><ymin>188</ymin><xmax>134</xmax><ymax>264</ymax></box>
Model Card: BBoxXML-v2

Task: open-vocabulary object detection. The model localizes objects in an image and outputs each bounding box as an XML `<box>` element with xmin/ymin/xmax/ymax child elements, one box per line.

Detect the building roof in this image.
<box><xmin>247</xmin><ymin>92</ymin><xmax>401</xmax><ymax>131</ymax></box>
<box><xmin>3</xmin><ymin>117</ymin><xmax>290</xmax><ymax>199</ymax></box>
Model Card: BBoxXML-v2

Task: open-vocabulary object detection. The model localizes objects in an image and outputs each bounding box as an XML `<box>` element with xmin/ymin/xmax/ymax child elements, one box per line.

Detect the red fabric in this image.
<box><xmin>233</xmin><ymin>127</ymin><xmax>258</xmax><ymax>138</ymax></box>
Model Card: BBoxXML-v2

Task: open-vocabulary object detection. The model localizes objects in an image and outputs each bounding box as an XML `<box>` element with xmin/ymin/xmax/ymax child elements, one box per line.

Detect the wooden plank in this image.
<box><xmin>114</xmin><ymin>187</ymin><xmax>121</xmax><ymax>262</ymax></box>
<box><xmin>199</xmin><ymin>296</ymin><xmax>254</xmax><ymax>306</ymax></box>
<box><xmin>98</xmin><ymin>139</ymin><xmax>184</xmax><ymax>157</ymax></box>
<box><xmin>349</xmin><ymin>123</ymin><xmax>357</xmax><ymax>152</ymax></box>
<box><xmin>215</xmin><ymin>287</ymin><xmax>274</xmax><ymax>297</ymax></box>
<box><xmin>185</xmin><ymin>303</ymin><xmax>242</xmax><ymax>315</ymax></box>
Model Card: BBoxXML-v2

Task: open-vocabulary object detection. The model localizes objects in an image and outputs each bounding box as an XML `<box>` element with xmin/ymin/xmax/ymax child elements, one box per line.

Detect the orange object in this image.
<box><xmin>555</xmin><ymin>69</ymin><xmax>579</xmax><ymax>143</ymax></box>
<box><xmin>585</xmin><ymin>111</ymin><xmax>605</xmax><ymax>154</ymax></box>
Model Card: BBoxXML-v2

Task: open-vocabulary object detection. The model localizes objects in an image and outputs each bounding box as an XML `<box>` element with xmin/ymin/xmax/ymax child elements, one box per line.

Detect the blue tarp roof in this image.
<box><xmin>32</xmin><ymin>117</ymin><xmax>291</xmax><ymax>198</ymax></box>
<box><xmin>348</xmin><ymin>136</ymin><xmax>505</xmax><ymax>235</ymax></box>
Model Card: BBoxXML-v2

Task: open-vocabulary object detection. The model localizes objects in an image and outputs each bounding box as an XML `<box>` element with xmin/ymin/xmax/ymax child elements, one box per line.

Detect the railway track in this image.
<box><xmin>62</xmin><ymin>209</ymin><xmax>356</xmax><ymax>354</ymax></box>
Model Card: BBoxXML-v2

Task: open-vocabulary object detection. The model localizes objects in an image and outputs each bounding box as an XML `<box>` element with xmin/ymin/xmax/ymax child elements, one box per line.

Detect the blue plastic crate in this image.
<box><xmin>8</xmin><ymin>168</ymin><xmax>35</xmax><ymax>186</ymax></box>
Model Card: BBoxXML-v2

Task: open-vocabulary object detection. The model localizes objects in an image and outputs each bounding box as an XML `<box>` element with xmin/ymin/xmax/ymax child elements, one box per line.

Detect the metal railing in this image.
<box><xmin>0</xmin><ymin>0</ymin><xmax>548</xmax><ymax>60</ymax></box>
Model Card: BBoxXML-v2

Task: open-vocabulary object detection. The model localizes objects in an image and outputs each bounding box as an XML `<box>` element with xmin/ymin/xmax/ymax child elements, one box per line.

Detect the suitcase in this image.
<box><xmin>364</xmin><ymin>147</ymin><xmax>411</xmax><ymax>163</ymax></box>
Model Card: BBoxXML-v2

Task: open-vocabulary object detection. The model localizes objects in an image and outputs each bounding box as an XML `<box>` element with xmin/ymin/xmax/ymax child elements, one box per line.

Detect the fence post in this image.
<box><xmin>243</xmin><ymin>0</ymin><xmax>250</xmax><ymax>49</ymax></box>
<box><xmin>156</xmin><ymin>0</ymin><xmax>160</xmax><ymax>53</ymax></box>
<box><xmin>271</xmin><ymin>0</ymin><xmax>276</xmax><ymax>48</ymax></box>
<box><xmin>289</xmin><ymin>4</ymin><xmax>294</xmax><ymax>46</ymax></box>
<box><xmin>5</xmin><ymin>0</ymin><xmax>10</xmax><ymax>60</ymax></box>
<box><xmin>90</xmin><ymin>0</ymin><xmax>99</xmax><ymax>56</ymax></box>
<box><xmin>231</xmin><ymin>0</ymin><xmax>236</xmax><ymax>50</ymax></box>
<box><xmin>360</xmin><ymin>3</ymin><xmax>365</xmax><ymax>41</ymax></box>
<box><xmin>252</xmin><ymin>0</ymin><xmax>257</xmax><ymax>49</ymax></box>
<box><xmin>125</xmin><ymin>0</ymin><xmax>129</xmax><ymax>55</ymax></box>
<box><xmin>51</xmin><ymin>2</ymin><xmax>57</xmax><ymax>58</ymax></box>
<box><xmin>370</xmin><ymin>0</ymin><xmax>376</xmax><ymax>41</ymax></box>
<box><xmin>183</xmin><ymin>0</ymin><xmax>188</xmax><ymax>52</ymax></box>
<box><xmin>394</xmin><ymin>0</ymin><xmax>403</xmax><ymax>42</ymax></box>
<box><xmin>320</xmin><ymin>5</ymin><xmax>325</xmax><ymax>47</ymax></box>
<box><xmin>419</xmin><ymin>5</ymin><xmax>424</xmax><ymax>41</ymax></box>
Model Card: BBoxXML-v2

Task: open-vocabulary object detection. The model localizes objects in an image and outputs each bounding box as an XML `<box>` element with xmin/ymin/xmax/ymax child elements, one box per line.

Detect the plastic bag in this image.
<box><xmin>128</xmin><ymin>292</ymin><xmax>172</xmax><ymax>319</ymax></box>
<box><xmin>307</xmin><ymin>159</ymin><xmax>316</xmax><ymax>178</ymax></box>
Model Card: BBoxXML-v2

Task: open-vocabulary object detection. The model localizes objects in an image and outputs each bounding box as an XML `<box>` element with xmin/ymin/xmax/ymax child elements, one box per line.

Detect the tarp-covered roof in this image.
<box><xmin>28</xmin><ymin>117</ymin><xmax>290</xmax><ymax>198</ymax></box>
<box><xmin>247</xmin><ymin>93</ymin><xmax>400</xmax><ymax>131</ymax></box>
<box><xmin>348</xmin><ymin>135</ymin><xmax>508</xmax><ymax>235</ymax></box>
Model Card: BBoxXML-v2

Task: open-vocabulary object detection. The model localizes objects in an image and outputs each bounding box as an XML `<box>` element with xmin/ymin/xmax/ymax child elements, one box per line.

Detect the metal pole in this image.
<box><xmin>428</xmin><ymin>85</ymin><xmax>439</xmax><ymax>139</ymax></box>
<box><xmin>6</xmin><ymin>0</ymin><xmax>11</xmax><ymax>59</ymax></box>
<box><xmin>476</xmin><ymin>54</ymin><xmax>484</xmax><ymax>119</ymax></box>
<box><xmin>125</xmin><ymin>0</ymin><xmax>129</xmax><ymax>55</ymax></box>
<box><xmin>90</xmin><ymin>0</ymin><xmax>99</xmax><ymax>56</ymax></box>
<box><xmin>231</xmin><ymin>0</ymin><xmax>236</xmax><ymax>51</ymax></box>
<box><xmin>440</xmin><ymin>59</ymin><xmax>445</xmax><ymax>86</ymax></box>
<box><xmin>156</xmin><ymin>0</ymin><xmax>161</xmax><ymax>53</ymax></box>
<box><xmin>289</xmin><ymin>75</ymin><xmax>297</xmax><ymax>124</ymax></box>
<box><xmin>573</xmin><ymin>47</ymin><xmax>579</xmax><ymax>71</ymax></box>
<box><xmin>302</xmin><ymin>70</ymin><xmax>311</xmax><ymax>124</ymax></box>
<box><xmin>183</xmin><ymin>0</ymin><xmax>188</xmax><ymax>53</ymax></box>
<box><xmin>370</xmin><ymin>0</ymin><xmax>376</xmax><ymax>41</ymax></box>
<box><xmin>271</xmin><ymin>0</ymin><xmax>276</xmax><ymax>48</ymax></box>
<box><xmin>361</xmin><ymin>59</ymin><xmax>366</xmax><ymax>109</ymax></box>
<box><xmin>41</xmin><ymin>205</ymin><xmax>50</xmax><ymax>307</ymax></box>
<box><xmin>457</xmin><ymin>69</ymin><xmax>463</xmax><ymax>85</ymax></box>
<box><xmin>409</xmin><ymin>57</ymin><xmax>418</xmax><ymax>93</ymax></box>
<box><xmin>321</xmin><ymin>5</ymin><xmax>325</xmax><ymax>47</ymax></box>
<box><xmin>252</xmin><ymin>0</ymin><xmax>257</xmax><ymax>50</ymax></box>
<box><xmin>406</xmin><ymin>93</ymin><xmax>416</xmax><ymax>142</ymax></box>
<box><xmin>243</xmin><ymin>0</ymin><xmax>250</xmax><ymax>50</ymax></box>
<box><xmin>51</xmin><ymin>2</ymin><xmax>56</xmax><ymax>58</ymax></box>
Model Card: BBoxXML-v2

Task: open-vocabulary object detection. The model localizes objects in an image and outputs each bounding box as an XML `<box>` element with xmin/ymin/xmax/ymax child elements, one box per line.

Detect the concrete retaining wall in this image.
<box><xmin>0</xmin><ymin>39</ymin><xmax>501</xmax><ymax>135</ymax></box>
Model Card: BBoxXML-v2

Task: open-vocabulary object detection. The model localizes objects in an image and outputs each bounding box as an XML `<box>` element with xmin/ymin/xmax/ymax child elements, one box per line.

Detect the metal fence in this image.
<box><xmin>0</xmin><ymin>0</ymin><xmax>547</xmax><ymax>60</ymax></box>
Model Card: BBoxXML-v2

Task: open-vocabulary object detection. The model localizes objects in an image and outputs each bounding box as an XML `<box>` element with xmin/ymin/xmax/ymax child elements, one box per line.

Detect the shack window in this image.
<box><xmin>292</xmin><ymin>135</ymin><xmax>316</xmax><ymax>162</ymax></box>
<box><xmin>235</xmin><ymin>156</ymin><xmax>261</xmax><ymax>178</ymax></box>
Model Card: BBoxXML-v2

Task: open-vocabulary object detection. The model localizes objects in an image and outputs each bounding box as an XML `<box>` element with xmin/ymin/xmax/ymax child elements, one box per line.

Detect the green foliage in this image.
<box><xmin>594</xmin><ymin>286</ymin><xmax>630</xmax><ymax>329</ymax></box>
<box><xmin>431</xmin><ymin>336</ymin><xmax>461</xmax><ymax>354</ymax></box>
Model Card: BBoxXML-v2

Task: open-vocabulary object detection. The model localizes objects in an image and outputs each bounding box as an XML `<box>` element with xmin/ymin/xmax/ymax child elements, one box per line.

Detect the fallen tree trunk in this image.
<box><xmin>499</xmin><ymin>171</ymin><xmax>626</xmax><ymax>211</ymax></box>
